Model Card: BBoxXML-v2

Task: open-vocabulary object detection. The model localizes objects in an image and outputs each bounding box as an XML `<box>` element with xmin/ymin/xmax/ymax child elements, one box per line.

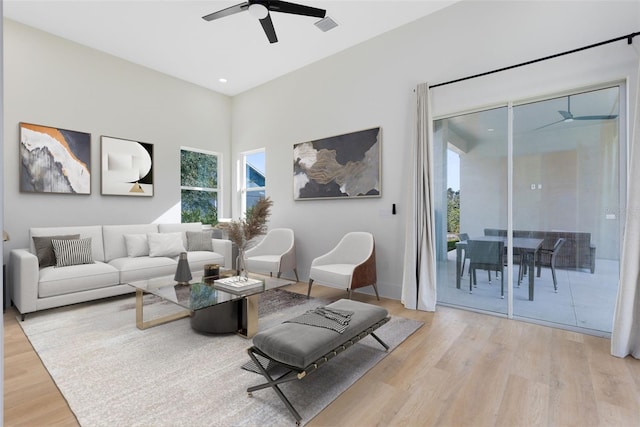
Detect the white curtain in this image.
<box><xmin>611</xmin><ymin>60</ymin><xmax>640</xmax><ymax>358</ymax></box>
<box><xmin>401</xmin><ymin>83</ymin><xmax>436</xmax><ymax>311</ymax></box>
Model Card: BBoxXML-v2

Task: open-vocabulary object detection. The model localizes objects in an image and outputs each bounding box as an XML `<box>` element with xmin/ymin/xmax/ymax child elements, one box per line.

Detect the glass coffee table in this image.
<box><xmin>128</xmin><ymin>273</ymin><xmax>294</xmax><ymax>338</ymax></box>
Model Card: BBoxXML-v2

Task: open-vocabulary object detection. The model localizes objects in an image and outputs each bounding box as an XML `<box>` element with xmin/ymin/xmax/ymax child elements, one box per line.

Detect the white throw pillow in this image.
<box><xmin>124</xmin><ymin>234</ymin><xmax>149</xmax><ymax>257</ymax></box>
<box><xmin>147</xmin><ymin>232</ymin><xmax>186</xmax><ymax>257</ymax></box>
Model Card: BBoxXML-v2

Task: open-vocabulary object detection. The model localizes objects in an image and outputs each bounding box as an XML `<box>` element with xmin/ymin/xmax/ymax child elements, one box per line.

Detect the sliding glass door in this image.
<box><xmin>435</xmin><ymin>85</ymin><xmax>623</xmax><ymax>334</ymax></box>
<box><xmin>511</xmin><ymin>87</ymin><xmax>621</xmax><ymax>331</ymax></box>
<box><xmin>434</xmin><ymin>106</ymin><xmax>509</xmax><ymax>315</ymax></box>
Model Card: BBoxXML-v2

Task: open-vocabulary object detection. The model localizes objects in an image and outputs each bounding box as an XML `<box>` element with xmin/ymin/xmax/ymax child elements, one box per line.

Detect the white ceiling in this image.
<box><xmin>4</xmin><ymin>0</ymin><xmax>458</xmax><ymax>96</ymax></box>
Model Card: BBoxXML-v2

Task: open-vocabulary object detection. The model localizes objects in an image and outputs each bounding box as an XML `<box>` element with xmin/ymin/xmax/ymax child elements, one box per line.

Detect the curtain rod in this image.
<box><xmin>428</xmin><ymin>31</ymin><xmax>640</xmax><ymax>90</ymax></box>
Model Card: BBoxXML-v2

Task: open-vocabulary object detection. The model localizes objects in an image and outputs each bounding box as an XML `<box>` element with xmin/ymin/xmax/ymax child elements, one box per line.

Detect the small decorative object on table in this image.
<box><xmin>213</xmin><ymin>276</ymin><xmax>264</xmax><ymax>295</ymax></box>
<box><xmin>217</xmin><ymin>197</ymin><xmax>272</xmax><ymax>279</ymax></box>
<box><xmin>204</xmin><ymin>263</ymin><xmax>220</xmax><ymax>282</ymax></box>
<box><xmin>174</xmin><ymin>252</ymin><xmax>192</xmax><ymax>284</ymax></box>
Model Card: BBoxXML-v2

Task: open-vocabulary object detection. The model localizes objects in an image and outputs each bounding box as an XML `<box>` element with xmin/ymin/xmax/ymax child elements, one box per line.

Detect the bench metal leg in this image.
<box><xmin>247</xmin><ymin>348</ymin><xmax>302</xmax><ymax>424</ymax></box>
<box><xmin>370</xmin><ymin>332</ymin><xmax>389</xmax><ymax>351</ymax></box>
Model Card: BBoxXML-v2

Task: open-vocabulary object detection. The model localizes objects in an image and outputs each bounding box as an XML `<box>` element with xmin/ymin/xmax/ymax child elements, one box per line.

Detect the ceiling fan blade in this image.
<box><xmin>267</xmin><ymin>0</ymin><xmax>326</xmax><ymax>18</ymax></box>
<box><xmin>558</xmin><ymin>110</ymin><xmax>573</xmax><ymax>120</ymax></box>
<box><xmin>202</xmin><ymin>2</ymin><xmax>249</xmax><ymax>21</ymax></box>
<box><xmin>535</xmin><ymin>119</ymin><xmax>565</xmax><ymax>130</ymax></box>
<box><xmin>574</xmin><ymin>115</ymin><xmax>619</xmax><ymax>120</ymax></box>
<box><xmin>259</xmin><ymin>13</ymin><xmax>278</xmax><ymax>43</ymax></box>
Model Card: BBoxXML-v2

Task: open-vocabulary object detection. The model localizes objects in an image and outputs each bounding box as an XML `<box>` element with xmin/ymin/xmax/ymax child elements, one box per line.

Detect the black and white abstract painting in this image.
<box><xmin>293</xmin><ymin>127</ymin><xmax>381</xmax><ymax>200</ymax></box>
<box><xmin>101</xmin><ymin>136</ymin><xmax>154</xmax><ymax>196</ymax></box>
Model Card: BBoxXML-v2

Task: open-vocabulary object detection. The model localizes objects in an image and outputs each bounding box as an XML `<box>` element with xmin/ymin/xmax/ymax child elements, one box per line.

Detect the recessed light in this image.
<box><xmin>219</xmin><ymin>78</ymin><xmax>228</xmax><ymax>83</ymax></box>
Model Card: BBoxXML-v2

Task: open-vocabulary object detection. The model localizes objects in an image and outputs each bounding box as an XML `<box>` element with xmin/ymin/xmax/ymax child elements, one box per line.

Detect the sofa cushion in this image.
<box><xmin>52</xmin><ymin>238</ymin><xmax>95</xmax><ymax>267</ymax></box>
<box><xmin>38</xmin><ymin>261</ymin><xmax>120</xmax><ymax>298</ymax></box>
<box><xmin>32</xmin><ymin>234</ymin><xmax>80</xmax><ymax>268</ymax></box>
<box><xmin>186</xmin><ymin>231</ymin><xmax>213</xmax><ymax>252</ymax></box>
<box><xmin>158</xmin><ymin>222</ymin><xmax>203</xmax><ymax>249</ymax></box>
<box><xmin>109</xmin><ymin>256</ymin><xmax>177</xmax><ymax>283</ymax></box>
<box><xmin>148</xmin><ymin>232</ymin><xmax>186</xmax><ymax>257</ymax></box>
<box><xmin>31</xmin><ymin>226</ymin><xmax>106</xmax><ymax>262</ymax></box>
<box><xmin>124</xmin><ymin>234</ymin><xmax>149</xmax><ymax>257</ymax></box>
<box><xmin>103</xmin><ymin>224</ymin><xmax>159</xmax><ymax>262</ymax></box>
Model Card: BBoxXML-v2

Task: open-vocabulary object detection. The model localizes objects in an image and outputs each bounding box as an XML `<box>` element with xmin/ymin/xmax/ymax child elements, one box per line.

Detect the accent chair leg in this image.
<box><xmin>371</xmin><ymin>283</ymin><xmax>380</xmax><ymax>301</ymax></box>
<box><xmin>293</xmin><ymin>268</ymin><xmax>299</xmax><ymax>282</ymax></box>
<box><xmin>347</xmin><ymin>288</ymin><xmax>352</xmax><ymax>299</ymax></box>
<box><xmin>307</xmin><ymin>279</ymin><xmax>314</xmax><ymax>298</ymax></box>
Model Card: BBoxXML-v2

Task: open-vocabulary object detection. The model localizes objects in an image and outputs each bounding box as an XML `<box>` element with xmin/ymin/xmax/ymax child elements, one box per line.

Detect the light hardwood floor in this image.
<box><xmin>4</xmin><ymin>282</ymin><xmax>640</xmax><ymax>426</ymax></box>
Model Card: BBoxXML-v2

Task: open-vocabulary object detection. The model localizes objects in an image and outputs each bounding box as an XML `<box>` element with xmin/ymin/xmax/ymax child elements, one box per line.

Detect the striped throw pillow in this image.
<box><xmin>51</xmin><ymin>238</ymin><xmax>95</xmax><ymax>267</ymax></box>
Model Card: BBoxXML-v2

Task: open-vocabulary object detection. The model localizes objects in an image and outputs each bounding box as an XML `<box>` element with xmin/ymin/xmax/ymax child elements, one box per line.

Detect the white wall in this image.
<box><xmin>3</xmin><ymin>19</ymin><xmax>233</xmax><ymax>259</ymax></box>
<box><xmin>230</xmin><ymin>1</ymin><xmax>640</xmax><ymax>299</ymax></box>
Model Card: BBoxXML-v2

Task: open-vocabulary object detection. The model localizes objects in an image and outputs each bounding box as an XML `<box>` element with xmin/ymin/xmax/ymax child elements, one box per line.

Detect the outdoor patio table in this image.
<box><xmin>456</xmin><ymin>236</ymin><xmax>544</xmax><ymax>301</ymax></box>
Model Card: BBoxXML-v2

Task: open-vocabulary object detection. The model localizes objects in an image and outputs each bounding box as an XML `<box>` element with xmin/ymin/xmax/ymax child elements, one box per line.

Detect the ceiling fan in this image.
<box><xmin>537</xmin><ymin>95</ymin><xmax>618</xmax><ymax>130</ymax></box>
<box><xmin>202</xmin><ymin>0</ymin><xmax>326</xmax><ymax>44</ymax></box>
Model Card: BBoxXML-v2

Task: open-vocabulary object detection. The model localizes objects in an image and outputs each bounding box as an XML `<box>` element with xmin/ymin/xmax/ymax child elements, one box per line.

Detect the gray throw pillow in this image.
<box><xmin>51</xmin><ymin>238</ymin><xmax>94</xmax><ymax>267</ymax></box>
<box><xmin>33</xmin><ymin>234</ymin><xmax>80</xmax><ymax>268</ymax></box>
<box><xmin>186</xmin><ymin>231</ymin><xmax>213</xmax><ymax>252</ymax></box>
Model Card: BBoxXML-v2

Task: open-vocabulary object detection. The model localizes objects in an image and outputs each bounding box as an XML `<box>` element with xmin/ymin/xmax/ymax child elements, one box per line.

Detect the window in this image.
<box><xmin>180</xmin><ymin>147</ymin><xmax>220</xmax><ymax>225</ymax></box>
<box><xmin>241</xmin><ymin>149</ymin><xmax>266</xmax><ymax>216</ymax></box>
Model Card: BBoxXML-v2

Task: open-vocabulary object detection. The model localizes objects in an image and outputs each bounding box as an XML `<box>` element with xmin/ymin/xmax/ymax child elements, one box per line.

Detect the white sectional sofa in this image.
<box><xmin>9</xmin><ymin>222</ymin><xmax>232</xmax><ymax>319</ymax></box>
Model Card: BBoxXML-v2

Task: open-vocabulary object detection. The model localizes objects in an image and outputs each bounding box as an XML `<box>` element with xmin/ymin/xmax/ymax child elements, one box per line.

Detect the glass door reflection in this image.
<box><xmin>435</xmin><ymin>106</ymin><xmax>509</xmax><ymax>315</ymax></box>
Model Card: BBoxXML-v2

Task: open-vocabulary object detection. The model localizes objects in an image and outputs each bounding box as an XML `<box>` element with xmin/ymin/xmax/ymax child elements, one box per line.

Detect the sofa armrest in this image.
<box><xmin>212</xmin><ymin>238</ymin><xmax>233</xmax><ymax>270</ymax></box>
<box><xmin>9</xmin><ymin>249</ymin><xmax>40</xmax><ymax>315</ymax></box>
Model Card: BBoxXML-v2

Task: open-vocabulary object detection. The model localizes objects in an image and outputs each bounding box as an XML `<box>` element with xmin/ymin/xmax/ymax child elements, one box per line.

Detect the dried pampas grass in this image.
<box><xmin>217</xmin><ymin>197</ymin><xmax>273</xmax><ymax>250</ymax></box>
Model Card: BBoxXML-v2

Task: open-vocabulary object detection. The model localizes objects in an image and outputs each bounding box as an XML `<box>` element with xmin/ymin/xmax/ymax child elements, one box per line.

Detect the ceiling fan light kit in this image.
<box><xmin>248</xmin><ymin>4</ymin><xmax>269</xmax><ymax>19</ymax></box>
<box><xmin>202</xmin><ymin>0</ymin><xmax>327</xmax><ymax>44</ymax></box>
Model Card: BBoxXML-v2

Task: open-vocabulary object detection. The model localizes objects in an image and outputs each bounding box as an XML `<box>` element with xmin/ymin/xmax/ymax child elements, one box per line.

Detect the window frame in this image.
<box><xmin>240</xmin><ymin>148</ymin><xmax>266</xmax><ymax>217</ymax></box>
<box><xmin>180</xmin><ymin>146</ymin><xmax>222</xmax><ymax>224</ymax></box>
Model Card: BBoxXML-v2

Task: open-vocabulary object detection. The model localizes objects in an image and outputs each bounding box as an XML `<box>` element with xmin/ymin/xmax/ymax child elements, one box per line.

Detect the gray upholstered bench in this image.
<box><xmin>246</xmin><ymin>299</ymin><xmax>390</xmax><ymax>425</ymax></box>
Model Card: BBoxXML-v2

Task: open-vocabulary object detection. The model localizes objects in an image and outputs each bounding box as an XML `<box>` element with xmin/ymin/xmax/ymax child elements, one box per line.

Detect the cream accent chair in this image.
<box><xmin>307</xmin><ymin>232</ymin><xmax>379</xmax><ymax>300</ymax></box>
<box><xmin>245</xmin><ymin>228</ymin><xmax>299</xmax><ymax>281</ymax></box>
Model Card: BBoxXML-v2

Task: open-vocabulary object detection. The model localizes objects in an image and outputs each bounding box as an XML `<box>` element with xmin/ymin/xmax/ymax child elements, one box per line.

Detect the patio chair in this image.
<box><xmin>468</xmin><ymin>239</ymin><xmax>505</xmax><ymax>298</ymax></box>
<box><xmin>459</xmin><ymin>233</ymin><xmax>470</xmax><ymax>277</ymax></box>
<box><xmin>307</xmin><ymin>231</ymin><xmax>379</xmax><ymax>300</ymax></box>
<box><xmin>536</xmin><ymin>237</ymin><xmax>566</xmax><ymax>292</ymax></box>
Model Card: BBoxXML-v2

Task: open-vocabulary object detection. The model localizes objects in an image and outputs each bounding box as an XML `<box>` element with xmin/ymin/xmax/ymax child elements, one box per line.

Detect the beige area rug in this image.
<box><xmin>19</xmin><ymin>290</ymin><xmax>423</xmax><ymax>426</ymax></box>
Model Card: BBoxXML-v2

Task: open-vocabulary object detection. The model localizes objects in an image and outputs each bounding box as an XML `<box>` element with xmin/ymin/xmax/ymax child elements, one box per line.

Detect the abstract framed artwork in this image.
<box><xmin>19</xmin><ymin>122</ymin><xmax>91</xmax><ymax>195</ymax></box>
<box><xmin>101</xmin><ymin>136</ymin><xmax>154</xmax><ymax>197</ymax></box>
<box><xmin>293</xmin><ymin>127</ymin><xmax>381</xmax><ymax>200</ymax></box>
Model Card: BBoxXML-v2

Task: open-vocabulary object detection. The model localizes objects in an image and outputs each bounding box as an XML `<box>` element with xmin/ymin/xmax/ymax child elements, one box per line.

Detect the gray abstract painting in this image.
<box><xmin>293</xmin><ymin>127</ymin><xmax>381</xmax><ymax>200</ymax></box>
